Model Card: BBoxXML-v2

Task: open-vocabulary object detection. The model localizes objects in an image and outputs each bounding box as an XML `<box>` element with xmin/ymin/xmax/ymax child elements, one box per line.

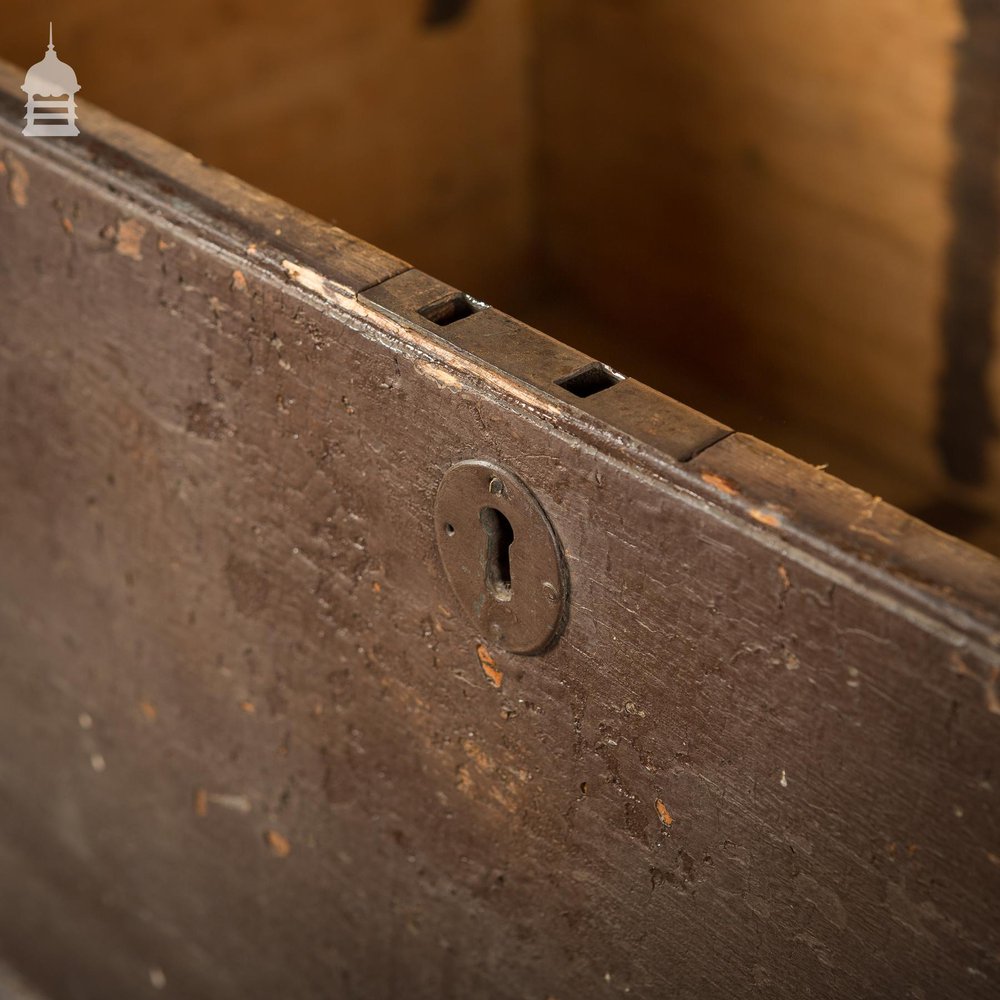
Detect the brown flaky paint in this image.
<box><xmin>0</xmin><ymin>59</ymin><xmax>998</xmax><ymax>1000</ymax></box>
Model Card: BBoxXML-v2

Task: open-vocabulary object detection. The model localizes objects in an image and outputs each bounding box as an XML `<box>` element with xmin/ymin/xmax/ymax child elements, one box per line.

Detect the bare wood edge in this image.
<box><xmin>0</xmin><ymin>60</ymin><xmax>409</xmax><ymax>296</ymax></box>
<box><xmin>0</xmin><ymin>58</ymin><xmax>996</xmax><ymax>661</ymax></box>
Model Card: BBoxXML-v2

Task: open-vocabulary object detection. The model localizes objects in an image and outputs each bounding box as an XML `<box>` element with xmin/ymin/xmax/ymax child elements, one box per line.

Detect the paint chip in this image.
<box><xmin>949</xmin><ymin>651</ymin><xmax>973</xmax><ymax>677</ymax></box>
<box><xmin>750</xmin><ymin>507</ymin><xmax>783</xmax><ymax>528</ymax></box>
<box><xmin>239</xmin><ymin>700</ymin><xmax>256</xmax><ymax>714</ymax></box>
<box><xmin>476</xmin><ymin>644</ymin><xmax>503</xmax><ymax>688</ymax></box>
<box><xmin>265</xmin><ymin>829</ymin><xmax>292</xmax><ymax>858</ymax></box>
<box><xmin>700</xmin><ymin>472</ymin><xmax>739</xmax><ymax>496</ymax></box>
<box><xmin>61</xmin><ymin>216</ymin><xmax>73</xmax><ymax>235</ymax></box>
<box><xmin>282</xmin><ymin>259</ymin><xmax>327</xmax><ymax>295</ymax></box>
<box><xmin>3</xmin><ymin>153</ymin><xmax>28</xmax><ymax>207</ymax></box>
<box><xmin>231</xmin><ymin>269</ymin><xmax>248</xmax><ymax>293</ymax></box>
<box><xmin>114</xmin><ymin>218</ymin><xmax>146</xmax><ymax>261</ymax></box>
<box><xmin>90</xmin><ymin>752</ymin><xmax>107</xmax><ymax>773</ymax></box>
<box><xmin>194</xmin><ymin>788</ymin><xmax>209</xmax><ymax>817</ymax></box>
<box><xmin>139</xmin><ymin>700</ymin><xmax>157</xmax><ymax>721</ymax></box>
<box><xmin>655</xmin><ymin>798</ymin><xmax>673</xmax><ymax>827</ymax></box>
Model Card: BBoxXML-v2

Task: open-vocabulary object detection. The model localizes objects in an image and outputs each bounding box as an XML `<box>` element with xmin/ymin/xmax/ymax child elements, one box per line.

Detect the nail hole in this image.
<box><xmin>480</xmin><ymin>507</ymin><xmax>514</xmax><ymax>602</ymax></box>
<box><xmin>418</xmin><ymin>292</ymin><xmax>484</xmax><ymax>327</ymax></box>
<box><xmin>444</xmin><ymin>522</ymin><xmax>456</xmax><ymax>536</ymax></box>
<box><xmin>554</xmin><ymin>362</ymin><xmax>625</xmax><ymax>398</ymax></box>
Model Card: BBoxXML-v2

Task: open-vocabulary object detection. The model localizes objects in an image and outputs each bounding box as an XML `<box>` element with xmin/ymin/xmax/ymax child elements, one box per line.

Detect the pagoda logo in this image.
<box><xmin>21</xmin><ymin>23</ymin><xmax>81</xmax><ymax>137</ymax></box>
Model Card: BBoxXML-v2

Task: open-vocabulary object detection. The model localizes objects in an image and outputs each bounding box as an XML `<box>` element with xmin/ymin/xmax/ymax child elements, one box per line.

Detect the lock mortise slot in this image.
<box><xmin>555</xmin><ymin>361</ymin><xmax>625</xmax><ymax>398</ymax></box>
<box><xmin>418</xmin><ymin>292</ymin><xmax>483</xmax><ymax>327</ymax></box>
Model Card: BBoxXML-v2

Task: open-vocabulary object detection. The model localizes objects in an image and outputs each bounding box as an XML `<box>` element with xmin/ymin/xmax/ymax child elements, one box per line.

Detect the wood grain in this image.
<box><xmin>531</xmin><ymin>0</ymin><xmax>1000</xmax><ymax>548</ymax></box>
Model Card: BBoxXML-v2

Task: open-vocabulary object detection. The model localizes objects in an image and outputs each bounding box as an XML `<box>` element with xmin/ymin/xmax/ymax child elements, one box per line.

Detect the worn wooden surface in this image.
<box><xmin>5</xmin><ymin>1</ymin><xmax>998</xmax><ymax>550</ymax></box>
<box><xmin>1</xmin><ymin>62</ymin><xmax>1000</xmax><ymax>1000</ymax></box>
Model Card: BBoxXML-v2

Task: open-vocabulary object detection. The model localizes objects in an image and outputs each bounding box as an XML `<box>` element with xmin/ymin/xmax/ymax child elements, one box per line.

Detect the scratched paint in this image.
<box><xmin>476</xmin><ymin>643</ymin><xmax>503</xmax><ymax>688</ymax></box>
<box><xmin>655</xmin><ymin>799</ymin><xmax>673</xmax><ymax>827</ymax></box>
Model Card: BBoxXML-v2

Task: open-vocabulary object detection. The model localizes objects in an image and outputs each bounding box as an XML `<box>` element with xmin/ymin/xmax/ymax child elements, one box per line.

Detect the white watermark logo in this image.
<box><xmin>21</xmin><ymin>23</ymin><xmax>80</xmax><ymax>137</ymax></box>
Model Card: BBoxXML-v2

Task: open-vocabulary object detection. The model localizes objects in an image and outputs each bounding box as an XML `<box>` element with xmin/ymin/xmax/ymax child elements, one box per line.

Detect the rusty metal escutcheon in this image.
<box><xmin>435</xmin><ymin>461</ymin><xmax>568</xmax><ymax>655</ymax></box>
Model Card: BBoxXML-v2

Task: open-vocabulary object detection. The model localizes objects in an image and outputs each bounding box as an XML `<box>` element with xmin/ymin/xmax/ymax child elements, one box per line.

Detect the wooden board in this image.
<box><xmin>4</xmin><ymin>1</ymin><xmax>999</xmax><ymax>554</ymax></box>
<box><xmin>1</xmin><ymin>60</ymin><xmax>999</xmax><ymax>1000</ymax></box>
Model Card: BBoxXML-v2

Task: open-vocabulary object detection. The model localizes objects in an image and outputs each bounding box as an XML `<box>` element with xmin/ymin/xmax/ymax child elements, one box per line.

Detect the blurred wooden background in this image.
<box><xmin>4</xmin><ymin>0</ymin><xmax>998</xmax><ymax>552</ymax></box>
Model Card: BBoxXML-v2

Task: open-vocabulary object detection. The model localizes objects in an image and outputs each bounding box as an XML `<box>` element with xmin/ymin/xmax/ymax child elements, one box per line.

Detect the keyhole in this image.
<box><xmin>480</xmin><ymin>507</ymin><xmax>514</xmax><ymax>602</ymax></box>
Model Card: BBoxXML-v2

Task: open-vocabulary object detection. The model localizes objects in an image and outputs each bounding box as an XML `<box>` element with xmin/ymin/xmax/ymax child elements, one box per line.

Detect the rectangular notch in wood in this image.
<box><xmin>555</xmin><ymin>362</ymin><xmax>625</xmax><ymax>398</ymax></box>
<box><xmin>418</xmin><ymin>293</ymin><xmax>484</xmax><ymax>327</ymax></box>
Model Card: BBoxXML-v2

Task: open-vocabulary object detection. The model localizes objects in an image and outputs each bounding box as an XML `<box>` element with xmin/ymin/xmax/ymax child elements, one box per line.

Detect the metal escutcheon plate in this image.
<box><xmin>435</xmin><ymin>461</ymin><xmax>568</xmax><ymax>655</ymax></box>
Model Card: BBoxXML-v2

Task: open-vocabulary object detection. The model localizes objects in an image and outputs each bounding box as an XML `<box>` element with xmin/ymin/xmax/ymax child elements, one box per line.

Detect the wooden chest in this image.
<box><xmin>0</xmin><ymin>4</ymin><xmax>998</xmax><ymax>997</ymax></box>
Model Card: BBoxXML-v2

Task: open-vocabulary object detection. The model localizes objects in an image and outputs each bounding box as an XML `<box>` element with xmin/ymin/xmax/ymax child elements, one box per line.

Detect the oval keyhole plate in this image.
<box><xmin>435</xmin><ymin>461</ymin><xmax>568</xmax><ymax>655</ymax></box>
